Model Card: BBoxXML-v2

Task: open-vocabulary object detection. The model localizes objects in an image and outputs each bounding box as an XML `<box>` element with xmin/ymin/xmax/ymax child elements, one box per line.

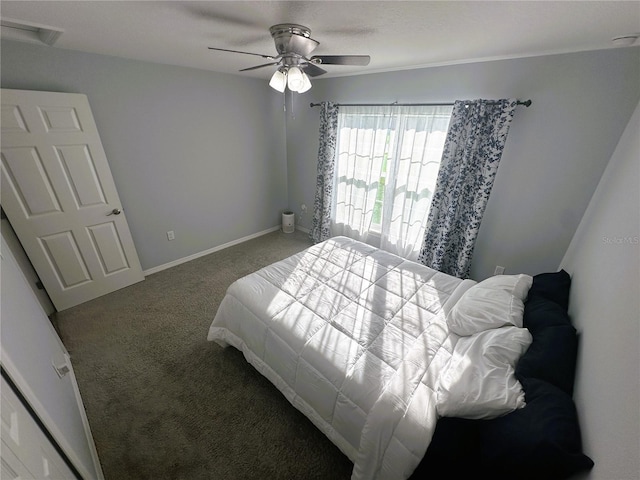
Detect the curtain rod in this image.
<box><xmin>310</xmin><ymin>99</ymin><xmax>532</xmax><ymax>108</ymax></box>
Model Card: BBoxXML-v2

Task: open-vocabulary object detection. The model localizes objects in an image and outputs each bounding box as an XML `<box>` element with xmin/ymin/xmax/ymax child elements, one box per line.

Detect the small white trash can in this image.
<box><xmin>282</xmin><ymin>211</ymin><xmax>295</xmax><ymax>233</ymax></box>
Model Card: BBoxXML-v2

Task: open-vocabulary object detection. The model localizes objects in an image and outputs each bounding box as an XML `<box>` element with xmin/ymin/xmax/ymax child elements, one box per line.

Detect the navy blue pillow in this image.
<box><xmin>523</xmin><ymin>296</ymin><xmax>572</xmax><ymax>332</ymax></box>
<box><xmin>520</xmin><ymin>292</ymin><xmax>578</xmax><ymax>395</ymax></box>
<box><xmin>528</xmin><ymin>270</ymin><xmax>571</xmax><ymax>311</ymax></box>
<box><xmin>516</xmin><ymin>324</ymin><xmax>578</xmax><ymax>395</ymax></box>
<box><xmin>479</xmin><ymin>378</ymin><xmax>594</xmax><ymax>480</ymax></box>
<box><xmin>412</xmin><ymin>417</ymin><xmax>481</xmax><ymax>478</ymax></box>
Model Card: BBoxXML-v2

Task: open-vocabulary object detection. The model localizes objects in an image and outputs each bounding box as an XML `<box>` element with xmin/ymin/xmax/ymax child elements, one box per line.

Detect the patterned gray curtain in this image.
<box><xmin>310</xmin><ymin>102</ymin><xmax>340</xmax><ymax>243</ymax></box>
<box><xmin>417</xmin><ymin>99</ymin><xmax>517</xmax><ymax>278</ymax></box>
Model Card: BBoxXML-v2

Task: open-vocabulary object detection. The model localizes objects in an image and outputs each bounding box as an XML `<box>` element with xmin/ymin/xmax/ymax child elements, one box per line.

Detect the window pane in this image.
<box><xmin>333</xmin><ymin>105</ymin><xmax>451</xmax><ymax>258</ymax></box>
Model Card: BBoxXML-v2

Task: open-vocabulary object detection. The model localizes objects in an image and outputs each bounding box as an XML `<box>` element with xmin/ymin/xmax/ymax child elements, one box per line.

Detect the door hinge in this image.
<box><xmin>36</xmin><ymin>280</ymin><xmax>44</xmax><ymax>290</ymax></box>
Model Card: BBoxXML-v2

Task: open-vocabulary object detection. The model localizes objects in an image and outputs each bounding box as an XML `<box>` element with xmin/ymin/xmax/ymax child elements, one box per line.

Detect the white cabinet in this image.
<box><xmin>1</xmin><ymin>233</ymin><xmax>104</xmax><ymax>479</ymax></box>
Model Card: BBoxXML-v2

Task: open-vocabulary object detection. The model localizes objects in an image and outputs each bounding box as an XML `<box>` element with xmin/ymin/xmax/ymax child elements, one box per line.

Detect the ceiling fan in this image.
<box><xmin>208</xmin><ymin>24</ymin><xmax>370</xmax><ymax>93</ymax></box>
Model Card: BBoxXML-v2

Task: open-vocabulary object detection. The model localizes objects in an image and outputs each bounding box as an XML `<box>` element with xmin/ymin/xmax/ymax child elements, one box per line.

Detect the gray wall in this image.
<box><xmin>1</xmin><ymin>40</ymin><xmax>288</xmax><ymax>271</ymax></box>
<box><xmin>561</xmin><ymin>101</ymin><xmax>639</xmax><ymax>480</ymax></box>
<box><xmin>287</xmin><ymin>47</ymin><xmax>640</xmax><ymax>280</ymax></box>
<box><xmin>3</xmin><ymin>41</ymin><xmax>637</xmax><ymax>280</ymax></box>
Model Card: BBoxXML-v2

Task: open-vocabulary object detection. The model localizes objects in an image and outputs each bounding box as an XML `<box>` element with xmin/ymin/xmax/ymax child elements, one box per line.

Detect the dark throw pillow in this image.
<box><xmin>528</xmin><ymin>270</ymin><xmax>572</xmax><ymax>311</ymax></box>
<box><xmin>411</xmin><ymin>417</ymin><xmax>481</xmax><ymax>478</ymax></box>
<box><xmin>516</xmin><ymin>323</ymin><xmax>578</xmax><ymax>395</ymax></box>
<box><xmin>479</xmin><ymin>378</ymin><xmax>594</xmax><ymax>480</ymax></box>
<box><xmin>520</xmin><ymin>291</ymin><xmax>578</xmax><ymax>395</ymax></box>
<box><xmin>523</xmin><ymin>296</ymin><xmax>573</xmax><ymax>332</ymax></box>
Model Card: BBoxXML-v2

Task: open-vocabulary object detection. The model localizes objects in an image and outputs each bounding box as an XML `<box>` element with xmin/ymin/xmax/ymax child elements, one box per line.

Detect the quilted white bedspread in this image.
<box><xmin>207</xmin><ymin>236</ymin><xmax>475</xmax><ymax>479</ymax></box>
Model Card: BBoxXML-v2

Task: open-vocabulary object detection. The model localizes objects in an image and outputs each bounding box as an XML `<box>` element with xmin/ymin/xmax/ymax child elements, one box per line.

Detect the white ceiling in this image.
<box><xmin>1</xmin><ymin>1</ymin><xmax>639</xmax><ymax>79</ymax></box>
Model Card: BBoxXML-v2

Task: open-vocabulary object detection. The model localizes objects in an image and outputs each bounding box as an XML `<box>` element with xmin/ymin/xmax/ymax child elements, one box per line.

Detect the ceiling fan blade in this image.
<box><xmin>310</xmin><ymin>55</ymin><xmax>371</xmax><ymax>66</ymax></box>
<box><xmin>239</xmin><ymin>62</ymin><xmax>280</xmax><ymax>72</ymax></box>
<box><xmin>182</xmin><ymin>4</ymin><xmax>262</xmax><ymax>29</ymax></box>
<box><xmin>303</xmin><ymin>63</ymin><xmax>327</xmax><ymax>77</ymax></box>
<box><xmin>208</xmin><ymin>46</ymin><xmax>275</xmax><ymax>60</ymax></box>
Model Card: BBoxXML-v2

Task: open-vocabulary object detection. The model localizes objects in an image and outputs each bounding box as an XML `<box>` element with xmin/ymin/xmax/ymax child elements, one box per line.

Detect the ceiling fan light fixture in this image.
<box><xmin>298</xmin><ymin>71</ymin><xmax>312</xmax><ymax>93</ymax></box>
<box><xmin>287</xmin><ymin>66</ymin><xmax>304</xmax><ymax>92</ymax></box>
<box><xmin>269</xmin><ymin>69</ymin><xmax>287</xmax><ymax>92</ymax></box>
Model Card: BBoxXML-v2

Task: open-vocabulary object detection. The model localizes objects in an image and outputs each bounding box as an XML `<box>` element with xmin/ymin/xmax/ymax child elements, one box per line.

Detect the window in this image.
<box><xmin>332</xmin><ymin>105</ymin><xmax>452</xmax><ymax>260</ymax></box>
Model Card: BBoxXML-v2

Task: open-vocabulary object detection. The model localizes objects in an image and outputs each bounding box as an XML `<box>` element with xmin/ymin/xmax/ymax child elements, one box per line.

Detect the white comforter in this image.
<box><xmin>208</xmin><ymin>236</ymin><xmax>475</xmax><ymax>479</ymax></box>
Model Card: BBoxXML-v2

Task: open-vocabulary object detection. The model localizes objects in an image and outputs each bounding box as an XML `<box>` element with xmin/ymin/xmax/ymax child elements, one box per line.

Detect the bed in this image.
<box><xmin>207</xmin><ymin>236</ymin><xmax>593</xmax><ymax>479</ymax></box>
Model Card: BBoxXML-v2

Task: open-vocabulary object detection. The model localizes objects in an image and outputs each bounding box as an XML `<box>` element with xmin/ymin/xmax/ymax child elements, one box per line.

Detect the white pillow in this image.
<box><xmin>446</xmin><ymin>274</ymin><xmax>533</xmax><ymax>336</ymax></box>
<box><xmin>436</xmin><ymin>326</ymin><xmax>533</xmax><ymax>420</ymax></box>
<box><xmin>479</xmin><ymin>273</ymin><xmax>533</xmax><ymax>301</ymax></box>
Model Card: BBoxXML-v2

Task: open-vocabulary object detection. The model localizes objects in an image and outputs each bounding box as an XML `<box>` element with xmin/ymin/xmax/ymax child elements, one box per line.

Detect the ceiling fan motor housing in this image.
<box><xmin>269</xmin><ymin>24</ymin><xmax>312</xmax><ymax>39</ymax></box>
<box><xmin>269</xmin><ymin>23</ymin><xmax>319</xmax><ymax>58</ymax></box>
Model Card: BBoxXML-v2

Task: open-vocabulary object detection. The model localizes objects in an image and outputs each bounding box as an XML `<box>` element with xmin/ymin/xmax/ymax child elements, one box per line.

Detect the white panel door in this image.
<box><xmin>1</xmin><ymin>376</ymin><xmax>77</xmax><ymax>480</ymax></box>
<box><xmin>1</xmin><ymin>88</ymin><xmax>144</xmax><ymax>310</ymax></box>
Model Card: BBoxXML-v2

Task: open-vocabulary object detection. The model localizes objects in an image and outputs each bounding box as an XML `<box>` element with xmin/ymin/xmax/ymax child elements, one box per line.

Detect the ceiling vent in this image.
<box><xmin>1</xmin><ymin>17</ymin><xmax>63</xmax><ymax>46</ymax></box>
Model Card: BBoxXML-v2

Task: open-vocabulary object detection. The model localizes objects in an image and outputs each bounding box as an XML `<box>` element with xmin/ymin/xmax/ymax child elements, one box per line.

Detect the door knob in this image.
<box><xmin>107</xmin><ymin>208</ymin><xmax>122</xmax><ymax>216</ymax></box>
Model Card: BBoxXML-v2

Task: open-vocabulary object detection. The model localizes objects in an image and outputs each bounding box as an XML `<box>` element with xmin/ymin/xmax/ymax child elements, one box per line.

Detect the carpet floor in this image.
<box><xmin>54</xmin><ymin>230</ymin><xmax>353</xmax><ymax>480</ymax></box>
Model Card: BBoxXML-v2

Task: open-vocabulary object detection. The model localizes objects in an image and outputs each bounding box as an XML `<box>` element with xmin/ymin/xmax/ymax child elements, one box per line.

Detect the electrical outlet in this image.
<box><xmin>167</xmin><ymin>230</ymin><xmax>175</xmax><ymax>241</ymax></box>
<box><xmin>494</xmin><ymin>265</ymin><xmax>505</xmax><ymax>275</ymax></box>
<box><xmin>301</xmin><ymin>203</ymin><xmax>307</xmax><ymax>214</ymax></box>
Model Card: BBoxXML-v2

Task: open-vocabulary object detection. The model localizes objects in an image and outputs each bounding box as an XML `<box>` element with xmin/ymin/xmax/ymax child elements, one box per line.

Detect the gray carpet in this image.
<box><xmin>54</xmin><ymin>230</ymin><xmax>353</xmax><ymax>480</ymax></box>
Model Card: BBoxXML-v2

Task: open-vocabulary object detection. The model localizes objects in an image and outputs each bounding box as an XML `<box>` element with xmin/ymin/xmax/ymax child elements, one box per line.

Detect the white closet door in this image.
<box><xmin>1</xmin><ymin>376</ymin><xmax>77</xmax><ymax>480</ymax></box>
<box><xmin>1</xmin><ymin>88</ymin><xmax>144</xmax><ymax>311</ymax></box>
<box><xmin>1</xmin><ymin>233</ymin><xmax>104</xmax><ymax>480</ymax></box>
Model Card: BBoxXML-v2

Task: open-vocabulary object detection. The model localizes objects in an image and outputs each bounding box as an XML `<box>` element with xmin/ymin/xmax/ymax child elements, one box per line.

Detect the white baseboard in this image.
<box><xmin>296</xmin><ymin>225</ymin><xmax>310</xmax><ymax>234</ymax></box>
<box><xmin>143</xmin><ymin>226</ymin><xmax>280</xmax><ymax>276</ymax></box>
